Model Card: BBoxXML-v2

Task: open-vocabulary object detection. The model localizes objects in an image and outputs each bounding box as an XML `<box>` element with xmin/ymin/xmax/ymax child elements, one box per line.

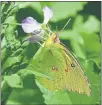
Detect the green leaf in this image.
<box><xmin>8</xmin><ymin>5</ymin><xmax>19</xmax><ymax>16</ymax></box>
<box><xmin>2</xmin><ymin>56</ymin><xmax>21</xmax><ymax>70</ymax></box>
<box><xmin>82</xmin><ymin>33</ymin><xmax>100</xmax><ymax>68</ymax></box>
<box><xmin>40</xmin><ymin>2</ymin><xmax>56</xmax><ymax>8</ymax></box>
<box><xmin>73</xmin><ymin>15</ymin><xmax>100</xmax><ymax>34</ymax></box>
<box><xmin>5</xmin><ymin>74</ymin><xmax>45</xmax><ymax>105</ymax></box>
<box><xmin>1</xmin><ymin>2</ymin><xmax>15</xmax><ymax>23</ymax></box>
<box><xmin>1</xmin><ymin>81</ymin><xmax>12</xmax><ymax>104</ymax></box>
<box><xmin>4</xmin><ymin>74</ymin><xmax>23</xmax><ymax>88</ymax></box>
<box><xmin>1</xmin><ymin>37</ymin><xmax>7</xmax><ymax>49</ymax></box>
<box><xmin>50</xmin><ymin>2</ymin><xmax>87</xmax><ymax>22</ymax></box>
<box><xmin>1</xmin><ymin>2</ymin><xmax>15</xmax><ymax>13</ymax></box>
<box><xmin>73</xmin><ymin>15</ymin><xmax>101</xmax><ymax>68</ymax></box>
<box><xmin>15</xmin><ymin>2</ymin><xmax>42</xmax><ymax>15</ymax></box>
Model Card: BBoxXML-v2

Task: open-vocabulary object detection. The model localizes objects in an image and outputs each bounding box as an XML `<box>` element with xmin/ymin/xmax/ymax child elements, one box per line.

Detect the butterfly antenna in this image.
<box><xmin>60</xmin><ymin>18</ymin><xmax>71</xmax><ymax>32</ymax></box>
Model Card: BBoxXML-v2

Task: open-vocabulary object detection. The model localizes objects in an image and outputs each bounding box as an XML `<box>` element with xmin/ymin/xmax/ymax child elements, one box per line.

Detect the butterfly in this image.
<box><xmin>30</xmin><ymin>32</ymin><xmax>91</xmax><ymax>96</ymax></box>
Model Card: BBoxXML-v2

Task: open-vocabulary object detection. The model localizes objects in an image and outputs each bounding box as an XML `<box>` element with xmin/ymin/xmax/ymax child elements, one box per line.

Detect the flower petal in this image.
<box><xmin>21</xmin><ymin>17</ymin><xmax>41</xmax><ymax>33</ymax></box>
<box><xmin>32</xmin><ymin>29</ymin><xmax>42</xmax><ymax>35</ymax></box>
<box><xmin>43</xmin><ymin>6</ymin><xmax>53</xmax><ymax>24</ymax></box>
<box><xmin>27</xmin><ymin>35</ymin><xmax>42</xmax><ymax>43</ymax></box>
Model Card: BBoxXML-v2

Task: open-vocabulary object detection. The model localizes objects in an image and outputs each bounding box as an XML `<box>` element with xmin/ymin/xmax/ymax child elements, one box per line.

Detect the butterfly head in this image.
<box><xmin>45</xmin><ymin>33</ymin><xmax>60</xmax><ymax>46</ymax></box>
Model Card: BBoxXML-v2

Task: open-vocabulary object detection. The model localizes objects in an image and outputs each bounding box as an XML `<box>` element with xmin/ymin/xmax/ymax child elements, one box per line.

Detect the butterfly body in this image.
<box><xmin>31</xmin><ymin>33</ymin><xmax>91</xmax><ymax>96</ymax></box>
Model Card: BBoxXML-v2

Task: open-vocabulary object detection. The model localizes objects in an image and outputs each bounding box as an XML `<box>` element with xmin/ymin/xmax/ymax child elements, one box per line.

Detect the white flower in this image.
<box><xmin>22</xmin><ymin>17</ymin><xmax>41</xmax><ymax>33</ymax></box>
<box><xmin>21</xmin><ymin>6</ymin><xmax>53</xmax><ymax>34</ymax></box>
<box><xmin>27</xmin><ymin>35</ymin><xmax>42</xmax><ymax>43</ymax></box>
<box><xmin>43</xmin><ymin>6</ymin><xmax>53</xmax><ymax>24</ymax></box>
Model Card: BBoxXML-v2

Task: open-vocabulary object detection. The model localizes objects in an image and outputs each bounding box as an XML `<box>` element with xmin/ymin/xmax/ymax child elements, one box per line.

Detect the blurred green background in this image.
<box><xmin>1</xmin><ymin>1</ymin><xmax>101</xmax><ymax>105</ymax></box>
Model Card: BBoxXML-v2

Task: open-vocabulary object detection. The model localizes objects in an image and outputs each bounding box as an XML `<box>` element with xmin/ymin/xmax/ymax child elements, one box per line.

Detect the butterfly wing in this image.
<box><xmin>36</xmin><ymin>41</ymin><xmax>91</xmax><ymax>96</ymax></box>
<box><xmin>62</xmin><ymin>43</ymin><xmax>91</xmax><ymax>96</ymax></box>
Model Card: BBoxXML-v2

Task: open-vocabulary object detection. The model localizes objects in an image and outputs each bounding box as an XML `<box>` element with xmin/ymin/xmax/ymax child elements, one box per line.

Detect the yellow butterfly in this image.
<box><xmin>31</xmin><ymin>33</ymin><xmax>91</xmax><ymax>96</ymax></box>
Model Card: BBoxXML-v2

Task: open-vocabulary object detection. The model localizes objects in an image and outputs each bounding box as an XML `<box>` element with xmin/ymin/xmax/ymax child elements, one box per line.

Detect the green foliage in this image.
<box><xmin>4</xmin><ymin>74</ymin><xmax>23</xmax><ymax>88</ymax></box>
<box><xmin>43</xmin><ymin>2</ymin><xmax>87</xmax><ymax>22</ymax></box>
<box><xmin>1</xmin><ymin>1</ymin><xmax>101</xmax><ymax>105</ymax></box>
